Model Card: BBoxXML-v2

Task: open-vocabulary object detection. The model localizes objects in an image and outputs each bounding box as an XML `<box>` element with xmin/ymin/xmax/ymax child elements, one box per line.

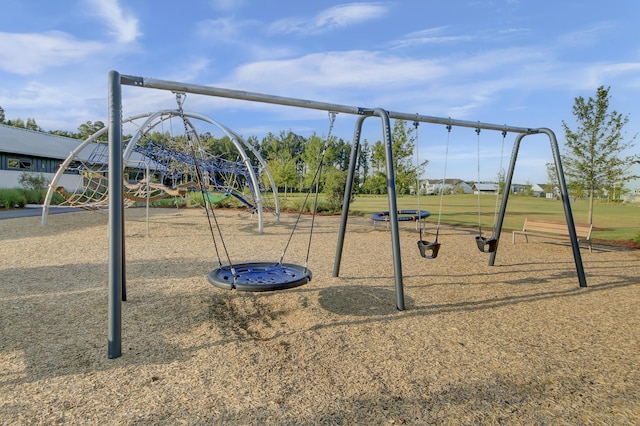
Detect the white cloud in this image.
<box><xmin>0</xmin><ymin>31</ymin><xmax>103</xmax><ymax>75</ymax></box>
<box><xmin>0</xmin><ymin>77</ymin><xmax>108</xmax><ymax>131</ymax></box>
<box><xmin>390</xmin><ymin>26</ymin><xmax>475</xmax><ymax>49</ymax></box>
<box><xmin>83</xmin><ymin>0</ymin><xmax>141</xmax><ymax>43</ymax></box>
<box><xmin>225</xmin><ymin>50</ymin><xmax>446</xmax><ymax>92</ymax></box>
<box><xmin>197</xmin><ymin>17</ymin><xmax>243</xmax><ymax>42</ymax></box>
<box><xmin>269</xmin><ymin>2</ymin><xmax>387</xmax><ymax>35</ymax></box>
<box><xmin>558</xmin><ymin>21</ymin><xmax>614</xmax><ymax>47</ymax></box>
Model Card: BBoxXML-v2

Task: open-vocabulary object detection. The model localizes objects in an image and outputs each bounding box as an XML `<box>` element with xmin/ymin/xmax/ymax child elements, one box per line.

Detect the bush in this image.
<box><xmin>18</xmin><ymin>172</ymin><xmax>48</xmax><ymax>190</ymax></box>
<box><xmin>0</xmin><ymin>188</ymin><xmax>28</xmax><ymax>208</ymax></box>
<box><xmin>284</xmin><ymin>197</ymin><xmax>333</xmax><ymax>214</ymax></box>
<box><xmin>633</xmin><ymin>232</ymin><xmax>640</xmax><ymax>244</ymax></box>
<box><xmin>22</xmin><ymin>189</ymin><xmax>48</xmax><ymax>204</ymax></box>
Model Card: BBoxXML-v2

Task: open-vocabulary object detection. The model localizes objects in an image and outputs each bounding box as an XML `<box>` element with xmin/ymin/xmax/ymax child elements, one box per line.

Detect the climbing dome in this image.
<box><xmin>42</xmin><ymin>110</ymin><xmax>279</xmax><ymax>230</ymax></box>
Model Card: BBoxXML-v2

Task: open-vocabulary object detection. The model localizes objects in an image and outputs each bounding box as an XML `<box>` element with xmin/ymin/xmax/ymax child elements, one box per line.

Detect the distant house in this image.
<box><xmin>0</xmin><ymin>124</ymin><xmax>83</xmax><ymax>189</ymax></box>
<box><xmin>621</xmin><ymin>161</ymin><xmax>640</xmax><ymax>203</ymax></box>
<box><xmin>510</xmin><ymin>183</ymin><xmax>528</xmax><ymax>194</ymax></box>
<box><xmin>419</xmin><ymin>178</ymin><xmax>473</xmax><ymax>195</ymax></box>
<box><xmin>531</xmin><ymin>183</ymin><xmax>545</xmax><ymax>197</ymax></box>
<box><xmin>474</xmin><ymin>183</ymin><xmax>499</xmax><ymax>195</ymax></box>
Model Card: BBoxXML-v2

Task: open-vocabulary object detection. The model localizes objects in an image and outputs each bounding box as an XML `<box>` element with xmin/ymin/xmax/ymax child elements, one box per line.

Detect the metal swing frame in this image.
<box><xmin>107</xmin><ymin>71</ymin><xmax>587</xmax><ymax>359</ymax></box>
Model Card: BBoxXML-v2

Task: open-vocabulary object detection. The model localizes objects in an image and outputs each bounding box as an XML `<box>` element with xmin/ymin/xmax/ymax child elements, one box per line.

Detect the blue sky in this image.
<box><xmin>1</xmin><ymin>0</ymin><xmax>639</xmax><ymax>185</ymax></box>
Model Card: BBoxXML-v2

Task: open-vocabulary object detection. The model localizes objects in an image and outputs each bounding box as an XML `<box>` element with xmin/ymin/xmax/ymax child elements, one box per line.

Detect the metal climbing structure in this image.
<box><xmin>106</xmin><ymin>71</ymin><xmax>588</xmax><ymax>359</ymax></box>
<box><xmin>42</xmin><ymin>107</ymin><xmax>280</xmax><ymax>229</ymax></box>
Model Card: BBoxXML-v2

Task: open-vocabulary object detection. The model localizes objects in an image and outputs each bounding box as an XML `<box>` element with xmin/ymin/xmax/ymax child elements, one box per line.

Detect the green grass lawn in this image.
<box><xmin>345</xmin><ymin>193</ymin><xmax>640</xmax><ymax>242</ymax></box>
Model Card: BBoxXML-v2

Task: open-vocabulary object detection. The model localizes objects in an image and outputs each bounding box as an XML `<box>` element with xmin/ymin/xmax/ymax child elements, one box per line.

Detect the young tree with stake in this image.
<box><xmin>562</xmin><ymin>86</ymin><xmax>637</xmax><ymax>224</ymax></box>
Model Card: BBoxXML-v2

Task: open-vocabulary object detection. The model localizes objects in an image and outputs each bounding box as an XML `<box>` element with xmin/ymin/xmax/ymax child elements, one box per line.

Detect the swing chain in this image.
<box><xmin>280</xmin><ymin>111</ymin><xmax>338</xmax><ymax>269</ymax></box>
<box><xmin>173</xmin><ymin>91</ymin><xmax>236</xmax><ymax>271</ymax></box>
<box><xmin>174</xmin><ymin>92</ymin><xmax>193</xmax><ymax>145</ymax></box>
<box><xmin>327</xmin><ymin>111</ymin><xmax>337</xmax><ymax>141</ymax></box>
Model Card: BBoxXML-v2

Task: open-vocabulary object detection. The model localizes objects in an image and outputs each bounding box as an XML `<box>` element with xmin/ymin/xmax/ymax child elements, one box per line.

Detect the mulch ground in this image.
<box><xmin>1</xmin><ymin>207</ymin><xmax>639</xmax><ymax>424</ymax></box>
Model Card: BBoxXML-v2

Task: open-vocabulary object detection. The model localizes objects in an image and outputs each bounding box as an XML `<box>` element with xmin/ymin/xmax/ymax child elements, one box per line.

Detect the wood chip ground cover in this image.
<box><xmin>1</xmin><ymin>208</ymin><xmax>638</xmax><ymax>424</ymax></box>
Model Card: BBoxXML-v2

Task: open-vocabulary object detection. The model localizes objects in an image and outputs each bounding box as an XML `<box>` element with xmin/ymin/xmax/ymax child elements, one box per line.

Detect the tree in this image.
<box><xmin>0</xmin><ymin>106</ymin><xmax>5</xmax><ymax>123</ymax></box>
<box><xmin>544</xmin><ymin>162</ymin><xmax>558</xmax><ymax>196</ymax></box>
<box><xmin>260</xmin><ymin>132</ymin><xmax>303</xmax><ymax>196</ymax></box>
<box><xmin>301</xmin><ymin>133</ymin><xmax>328</xmax><ymax>190</ymax></box>
<box><xmin>355</xmin><ymin>139</ymin><xmax>371</xmax><ymax>192</ymax></box>
<box><xmin>7</xmin><ymin>118</ymin><xmax>25</xmax><ymax>128</ymax></box>
<box><xmin>562</xmin><ymin>86</ymin><xmax>637</xmax><ymax>224</ymax></box>
<box><xmin>25</xmin><ymin>118</ymin><xmax>42</xmax><ymax>132</ymax></box>
<box><xmin>322</xmin><ymin>169</ymin><xmax>352</xmax><ymax>211</ymax></box>
<box><xmin>267</xmin><ymin>149</ymin><xmax>298</xmax><ymax>197</ymax></box>
<box><xmin>78</xmin><ymin>120</ymin><xmax>107</xmax><ymax>141</ymax></box>
<box><xmin>18</xmin><ymin>172</ymin><xmax>48</xmax><ymax>190</ymax></box>
<box><xmin>370</xmin><ymin>119</ymin><xmax>419</xmax><ymax>195</ymax></box>
<box><xmin>496</xmin><ymin>170</ymin><xmax>506</xmax><ymax>195</ymax></box>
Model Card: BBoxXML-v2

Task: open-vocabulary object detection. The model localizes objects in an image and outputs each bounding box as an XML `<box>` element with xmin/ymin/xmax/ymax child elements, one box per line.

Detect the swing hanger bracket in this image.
<box><xmin>173</xmin><ymin>91</ymin><xmax>186</xmax><ymax>110</ymax></box>
<box><xmin>357</xmin><ymin>107</ymin><xmax>375</xmax><ymax>116</ymax></box>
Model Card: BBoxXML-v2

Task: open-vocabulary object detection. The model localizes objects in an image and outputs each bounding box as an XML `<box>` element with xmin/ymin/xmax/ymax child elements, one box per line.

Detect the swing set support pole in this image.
<box><xmin>108</xmin><ymin>70</ymin><xmax>124</xmax><ymax>359</ymax></box>
<box><xmin>489</xmin><ymin>131</ymin><xmax>587</xmax><ymax>288</ymax></box>
<box><xmin>334</xmin><ymin>111</ymin><xmax>406</xmax><ymax>311</ymax></box>
<box><xmin>333</xmin><ymin>115</ymin><xmax>366</xmax><ymax>278</ymax></box>
<box><xmin>375</xmin><ymin>108</ymin><xmax>405</xmax><ymax>310</ymax></box>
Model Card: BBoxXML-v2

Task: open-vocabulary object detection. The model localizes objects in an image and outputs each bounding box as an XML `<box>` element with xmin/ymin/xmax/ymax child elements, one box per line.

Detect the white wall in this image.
<box><xmin>0</xmin><ymin>170</ymin><xmax>80</xmax><ymax>190</ymax></box>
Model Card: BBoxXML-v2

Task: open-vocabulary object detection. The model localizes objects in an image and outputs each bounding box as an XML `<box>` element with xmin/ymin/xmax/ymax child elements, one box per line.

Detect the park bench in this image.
<box><xmin>512</xmin><ymin>218</ymin><xmax>593</xmax><ymax>253</ymax></box>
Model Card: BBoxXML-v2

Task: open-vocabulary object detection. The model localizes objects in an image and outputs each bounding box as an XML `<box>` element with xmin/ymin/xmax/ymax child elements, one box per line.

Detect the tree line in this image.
<box><xmin>1</xmin><ymin>104</ymin><xmax>424</xmax><ymax>199</ymax></box>
<box><xmin>140</xmin><ymin>119</ymin><xmax>423</xmax><ymax>200</ymax></box>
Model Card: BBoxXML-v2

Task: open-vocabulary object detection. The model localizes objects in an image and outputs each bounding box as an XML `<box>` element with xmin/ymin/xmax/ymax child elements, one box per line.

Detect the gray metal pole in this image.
<box><xmin>124</xmin><ymin>75</ymin><xmax>537</xmax><ymax>135</ymax></box>
<box><xmin>489</xmin><ymin>130</ymin><xmax>587</xmax><ymax>288</ymax></box>
<box><xmin>108</xmin><ymin>71</ymin><xmax>123</xmax><ymax>359</ymax></box>
<box><xmin>489</xmin><ymin>133</ymin><xmax>525</xmax><ymax>266</ymax></box>
<box><xmin>334</xmin><ymin>115</ymin><xmax>368</xmax><ymax>277</ymax></box>
<box><xmin>374</xmin><ymin>108</ymin><xmax>405</xmax><ymax>311</ymax></box>
<box><xmin>542</xmin><ymin>128</ymin><xmax>587</xmax><ymax>287</ymax></box>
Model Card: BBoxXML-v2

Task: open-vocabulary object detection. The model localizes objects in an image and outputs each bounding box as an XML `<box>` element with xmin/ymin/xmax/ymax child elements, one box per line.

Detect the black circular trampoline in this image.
<box><xmin>371</xmin><ymin>209</ymin><xmax>430</xmax><ymax>222</ymax></box>
<box><xmin>208</xmin><ymin>262</ymin><xmax>312</xmax><ymax>292</ymax></box>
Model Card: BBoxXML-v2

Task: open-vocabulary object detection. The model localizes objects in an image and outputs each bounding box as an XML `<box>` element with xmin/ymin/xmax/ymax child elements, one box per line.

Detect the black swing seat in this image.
<box><xmin>475</xmin><ymin>236</ymin><xmax>498</xmax><ymax>253</ymax></box>
<box><xmin>417</xmin><ymin>240</ymin><xmax>441</xmax><ymax>259</ymax></box>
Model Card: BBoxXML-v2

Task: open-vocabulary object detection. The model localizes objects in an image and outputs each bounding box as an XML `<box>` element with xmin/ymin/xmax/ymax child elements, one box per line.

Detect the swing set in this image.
<box><xmin>414</xmin><ymin>122</ymin><xmax>507</xmax><ymax>258</ymax></box>
<box><xmin>203</xmin><ymin>110</ymin><xmax>339</xmax><ymax>292</ymax></box>
<box><xmin>106</xmin><ymin>71</ymin><xmax>588</xmax><ymax>359</ymax></box>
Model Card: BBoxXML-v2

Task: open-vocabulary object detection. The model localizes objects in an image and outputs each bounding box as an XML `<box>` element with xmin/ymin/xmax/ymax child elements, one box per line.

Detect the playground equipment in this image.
<box><xmin>106</xmin><ymin>71</ymin><xmax>588</xmax><ymax>359</ymax></box>
<box><xmin>41</xmin><ymin>106</ymin><xmax>280</xmax><ymax>232</ymax></box>
<box><xmin>473</xmin><ymin>126</ymin><xmax>508</xmax><ymax>253</ymax></box>
<box><xmin>371</xmin><ymin>209</ymin><xmax>430</xmax><ymax>225</ymax></box>
<box><xmin>205</xmin><ymin>111</ymin><xmax>337</xmax><ymax>293</ymax></box>
<box><xmin>416</xmin><ymin>122</ymin><xmax>451</xmax><ymax>259</ymax></box>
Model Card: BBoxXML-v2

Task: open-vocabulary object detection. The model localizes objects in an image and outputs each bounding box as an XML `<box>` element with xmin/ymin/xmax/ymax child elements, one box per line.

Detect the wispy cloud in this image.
<box><xmin>83</xmin><ymin>0</ymin><xmax>141</xmax><ymax>43</ymax></box>
<box><xmin>197</xmin><ymin>17</ymin><xmax>243</xmax><ymax>42</ymax></box>
<box><xmin>225</xmin><ymin>50</ymin><xmax>446</xmax><ymax>92</ymax></box>
<box><xmin>268</xmin><ymin>2</ymin><xmax>387</xmax><ymax>35</ymax></box>
<box><xmin>0</xmin><ymin>31</ymin><xmax>103</xmax><ymax>75</ymax></box>
<box><xmin>558</xmin><ymin>21</ymin><xmax>614</xmax><ymax>47</ymax></box>
<box><xmin>390</xmin><ymin>26</ymin><xmax>475</xmax><ymax>49</ymax></box>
